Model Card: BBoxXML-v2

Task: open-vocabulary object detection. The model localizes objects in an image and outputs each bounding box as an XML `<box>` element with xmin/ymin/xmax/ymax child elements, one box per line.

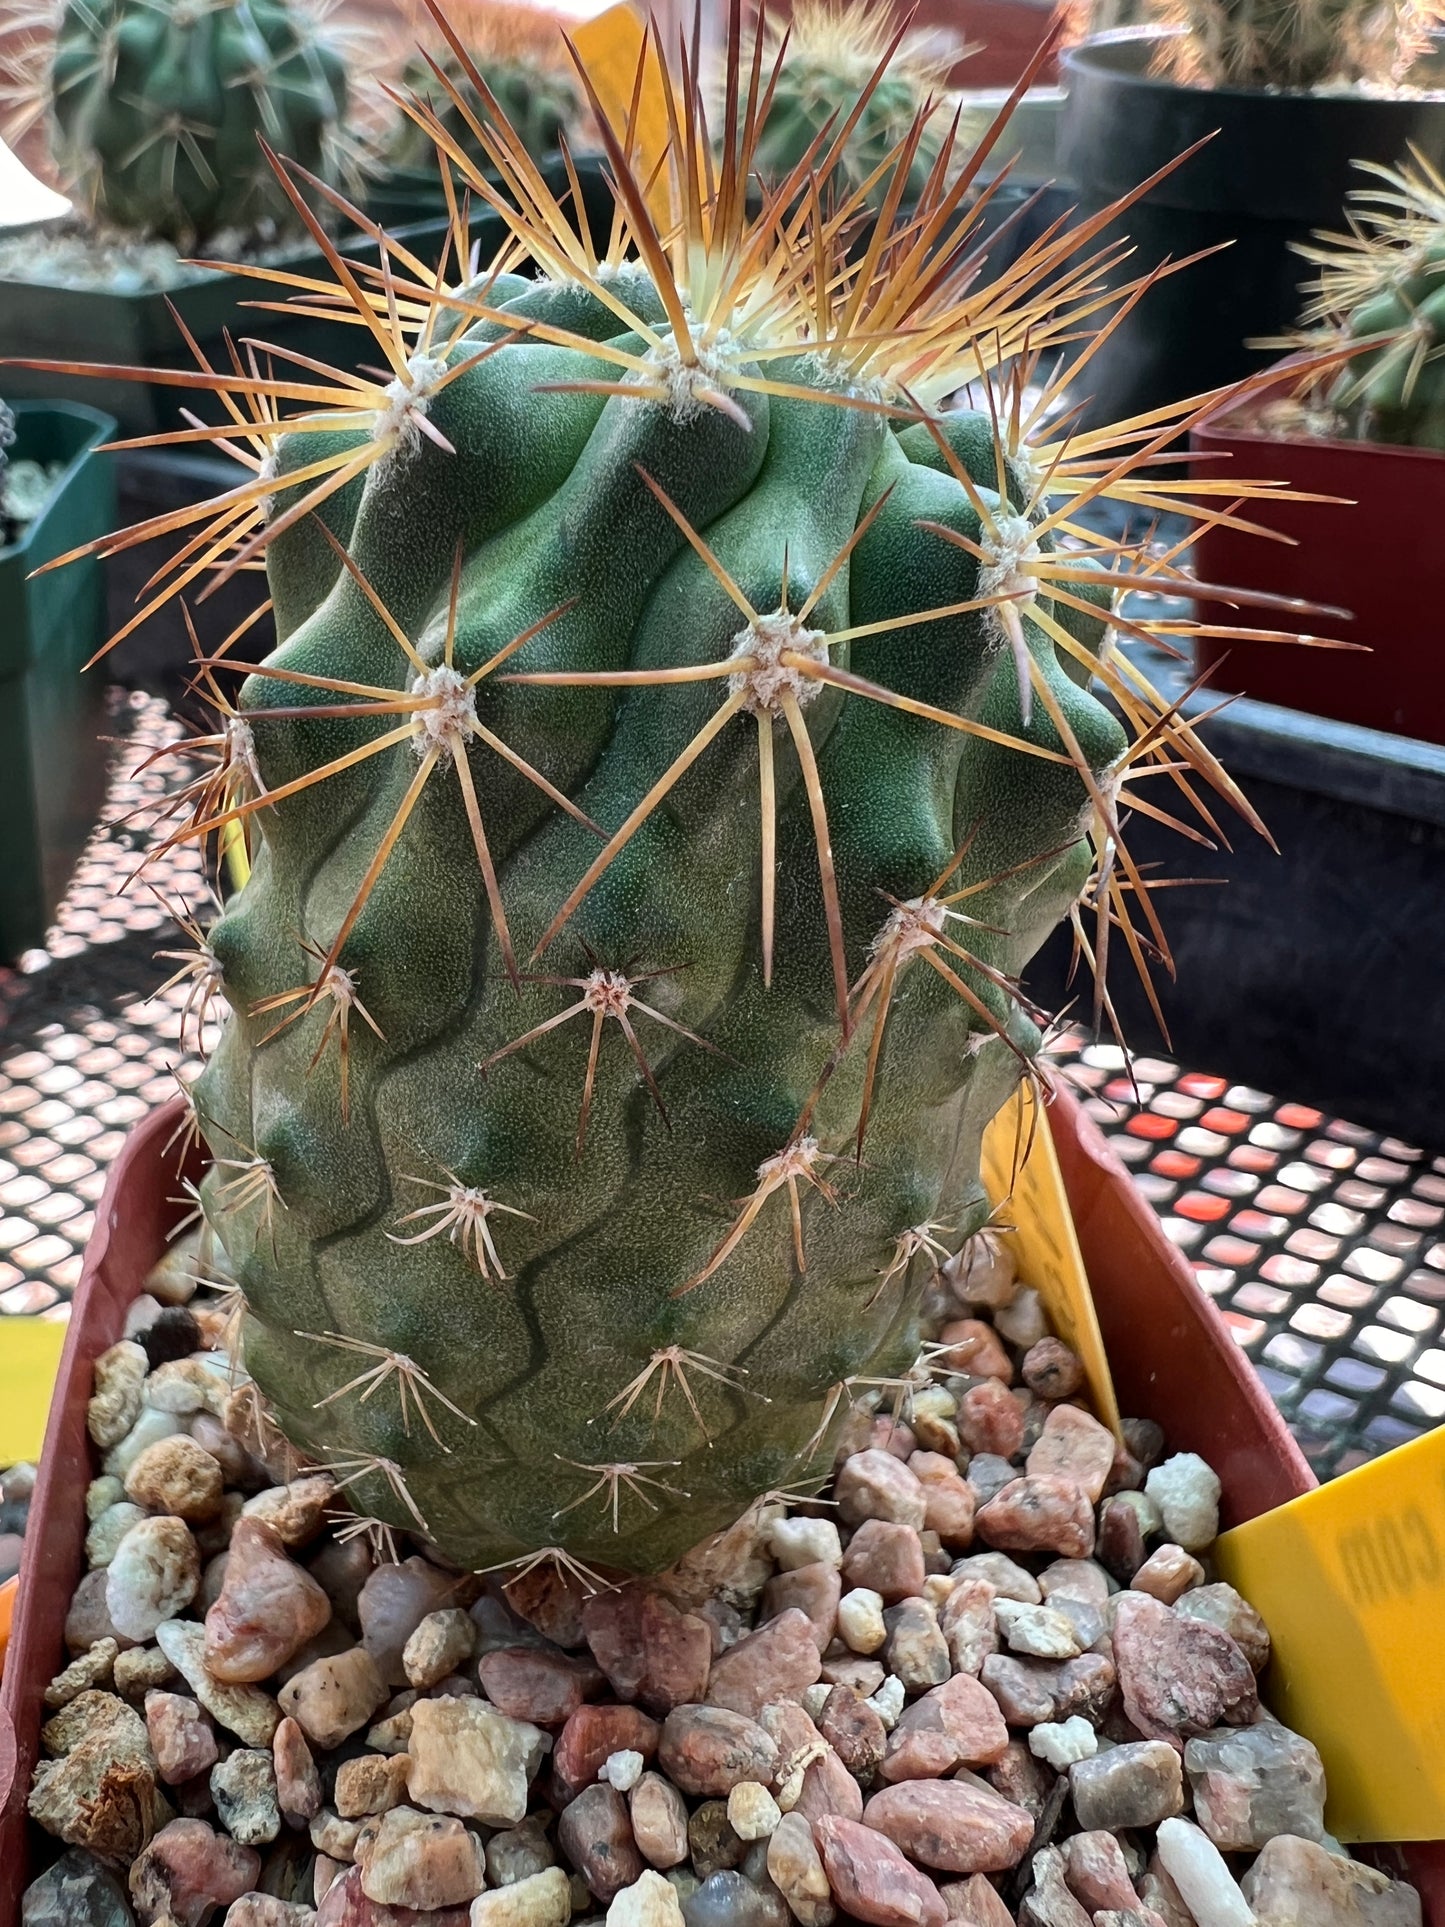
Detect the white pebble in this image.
<box><xmin>102</xmin><ymin>1406</ymin><xmax>185</xmax><ymax>1481</ymax></box>
<box><xmin>727</xmin><ymin>1781</ymin><xmax>781</xmax><ymax>1841</ymax></box>
<box><xmin>801</xmin><ymin>1684</ymin><xmax>831</xmax><ymax>1723</ymax></box>
<box><xmin>602</xmin><ymin>1749</ymin><xmax>645</xmax><ymax>1792</ymax></box>
<box><xmin>85</xmin><ymin>1476</ymin><xmax>125</xmax><ymax>1523</ymax></box>
<box><xmin>1028</xmin><ymin>1717</ymin><xmax>1098</xmax><ymax>1769</ymax></box>
<box><xmin>769</xmin><ymin>1516</ymin><xmax>843</xmax><ymax>1571</ymax></box>
<box><xmin>837</xmin><ymin>1587</ymin><xmax>887</xmax><ymax>1655</ymax></box>
<box><xmin>608</xmin><ymin>1869</ymin><xmax>685</xmax><ymax>1927</ymax></box>
<box><xmin>85</xmin><ymin>1501</ymin><xmax>147</xmax><ymax>1570</ymax></box>
<box><xmin>865</xmin><ymin>1674</ymin><xmax>906</xmax><ymax>1731</ymax></box>
<box><xmin>994</xmin><ymin>1286</ymin><xmax>1047</xmax><ymax>1349</ymax></box>
<box><xmin>1109</xmin><ymin>1488</ymin><xmax>1163</xmax><ymax>1537</ymax></box>
<box><xmin>1156</xmin><ymin>1817</ymin><xmax>1256</xmax><ymax>1926</ymax></box>
<box><xmin>994</xmin><ymin>1599</ymin><xmax>1081</xmax><ymax>1661</ymax></box>
<box><xmin>1146</xmin><ymin>1454</ymin><xmax>1222</xmax><ymax>1551</ymax></box>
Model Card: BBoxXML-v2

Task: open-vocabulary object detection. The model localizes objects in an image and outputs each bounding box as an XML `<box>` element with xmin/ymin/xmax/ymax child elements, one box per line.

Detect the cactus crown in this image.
<box><xmin>1140</xmin><ymin>0</ymin><xmax>1437</xmax><ymax>90</ymax></box>
<box><xmin>17</xmin><ymin>0</ymin><xmax>352</xmax><ymax>245</ymax></box>
<box><xmin>21</xmin><ymin>4</ymin><xmax>1332</xmax><ymax>1579</ymax></box>
<box><xmin>746</xmin><ymin>0</ymin><xmax>966</xmax><ymax>206</ymax></box>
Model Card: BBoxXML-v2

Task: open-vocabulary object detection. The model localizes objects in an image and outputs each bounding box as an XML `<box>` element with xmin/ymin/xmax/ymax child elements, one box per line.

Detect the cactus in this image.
<box><xmin>1274</xmin><ymin>155</ymin><xmax>1445</xmax><ymax>447</ymax></box>
<box><xmin>389</xmin><ymin>3</ymin><xmax>582</xmax><ymax>174</ymax></box>
<box><xmin>20</xmin><ymin>10</ymin><xmax>1312</xmax><ymax>1579</ymax></box>
<box><xmin>45</xmin><ymin>0</ymin><xmax>350</xmax><ymax>245</ymax></box>
<box><xmin>746</xmin><ymin>0</ymin><xmax>963</xmax><ymax>208</ymax></box>
<box><xmin>1131</xmin><ymin>0</ymin><xmax>1436</xmax><ymax>89</ymax></box>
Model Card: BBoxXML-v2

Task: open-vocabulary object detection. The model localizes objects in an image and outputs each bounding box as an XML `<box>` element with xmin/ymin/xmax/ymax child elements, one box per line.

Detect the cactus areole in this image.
<box><xmin>15</xmin><ymin>4</ymin><xmax>1325</xmax><ymax>1580</ymax></box>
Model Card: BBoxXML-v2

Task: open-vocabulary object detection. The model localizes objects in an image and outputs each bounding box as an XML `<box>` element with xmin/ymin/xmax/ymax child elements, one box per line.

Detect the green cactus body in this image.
<box><xmin>27</xmin><ymin>24</ymin><xmax>1277</xmax><ymax>1582</ymax></box>
<box><xmin>50</xmin><ymin>0</ymin><xmax>348</xmax><ymax>244</ymax></box>
<box><xmin>188</xmin><ymin>257</ymin><xmax>1123</xmax><ymax>1573</ymax></box>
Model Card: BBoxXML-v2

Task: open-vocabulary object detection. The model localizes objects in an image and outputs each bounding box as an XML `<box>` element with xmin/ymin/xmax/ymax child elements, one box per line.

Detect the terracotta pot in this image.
<box><xmin>1</xmin><ymin>1094</ymin><xmax>1441</xmax><ymax>1917</ymax></box>
<box><xmin>1191</xmin><ymin>374</ymin><xmax>1445</xmax><ymax>746</ymax></box>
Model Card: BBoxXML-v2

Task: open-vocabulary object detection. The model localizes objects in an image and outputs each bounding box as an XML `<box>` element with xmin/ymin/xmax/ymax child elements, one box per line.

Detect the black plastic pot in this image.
<box><xmin>1029</xmin><ymin>662</ymin><xmax>1445</xmax><ymax>1145</ymax></box>
<box><xmin>1056</xmin><ymin>29</ymin><xmax>1445</xmax><ymax>428</ymax></box>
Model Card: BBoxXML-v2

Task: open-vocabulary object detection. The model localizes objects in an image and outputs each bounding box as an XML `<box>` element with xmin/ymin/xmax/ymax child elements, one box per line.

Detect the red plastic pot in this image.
<box><xmin>1</xmin><ymin>1094</ymin><xmax>1441</xmax><ymax>1918</ymax></box>
<box><xmin>1191</xmin><ymin>382</ymin><xmax>1445</xmax><ymax>746</ymax></box>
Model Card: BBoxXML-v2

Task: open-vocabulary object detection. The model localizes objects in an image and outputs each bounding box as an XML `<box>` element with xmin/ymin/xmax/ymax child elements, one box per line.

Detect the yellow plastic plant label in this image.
<box><xmin>1215</xmin><ymin>1423</ymin><xmax>1445</xmax><ymax>1843</ymax></box>
<box><xmin>0</xmin><ymin>1315</ymin><xmax>68</xmax><ymax>1463</ymax></box>
<box><xmin>570</xmin><ymin>5</ymin><xmax>673</xmax><ymax>225</ymax></box>
<box><xmin>980</xmin><ymin>1084</ymin><xmax>1122</xmax><ymax>1440</ymax></box>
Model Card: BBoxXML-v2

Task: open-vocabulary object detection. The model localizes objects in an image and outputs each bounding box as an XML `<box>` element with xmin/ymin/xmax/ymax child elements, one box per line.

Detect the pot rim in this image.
<box><xmin>1193</xmin><ymin>353</ymin><xmax>1445</xmax><ymax>462</ymax></box>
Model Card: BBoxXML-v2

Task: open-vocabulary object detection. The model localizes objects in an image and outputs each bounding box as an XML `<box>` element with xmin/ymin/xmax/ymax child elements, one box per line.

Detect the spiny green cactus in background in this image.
<box><xmin>21</xmin><ymin>9</ymin><xmax>1311</xmax><ymax>1578</ymax></box>
<box><xmin>747</xmin><ymin>0</ymin><xmax>964</xmax><ymax>208</ymax></box>
<box><xmin>46</xmin><ymin>0</ymin><xmax>350</xmax><ymax>245</ymax></box>
<box><xmin>389</xmin><ymin>2</ymin><xmax>583</xmax><ymax>176</ymax></box>
<box><xmin>1131</xmin><ymin>0</ymin><xmax>1437</xmax><ymax>89</ymax></box>
<box><xmin>1282</xmin><ymin>154</ymin><xmax>1445</xmax><ymax>447</ymax></box>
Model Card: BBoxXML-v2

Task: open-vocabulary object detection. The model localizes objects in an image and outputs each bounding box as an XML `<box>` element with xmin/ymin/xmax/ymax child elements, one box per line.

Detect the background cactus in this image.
<box><xmin>1265</xmin><ymin>155</ymin><xmax>1445</xmax><ymax>446</ymax></box>
<box><xmin>388</xmin><ymin>2</ymin><xmax>583</xmax><ymax>174</ymax></box>
<box><xmin>45</xmin><ymin>0</ymin><xmax>350</xmax><ymax>245</ymax></box>
<box><xmin>1074</xmin><ymin>0</ymin><xmax>1440</xmax><ymax>90</ymax></box>
<box><xmin>26</xmin><ymin>11</ymin><xmax>1300</xmax><ymax>1580</ymax></box>
<box><xmin>745</xmin><ymin>0</ymin><xmax>964</xmax><ymax>207</ymax></box>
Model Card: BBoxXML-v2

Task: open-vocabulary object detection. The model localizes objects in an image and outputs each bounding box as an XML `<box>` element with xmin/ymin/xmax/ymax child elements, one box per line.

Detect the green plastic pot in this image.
<box><xmin>0</xmin><ymin>400</ymin><xmax>117</xmax><ymax>961</ymax></box>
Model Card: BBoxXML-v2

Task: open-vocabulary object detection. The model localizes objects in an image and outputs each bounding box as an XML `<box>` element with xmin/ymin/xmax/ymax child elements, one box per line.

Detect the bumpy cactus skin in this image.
<box><xmin>190</xmin><ymin>267</ymin><xmax>1122</xmax><ymax>1574</ymax></box>
<box><xmin>1334</xmin><ymin>273</ymin><xmax>1445</xmax><ymax>448</ymax></box>
<box><xmin>50</xmin><ymin>0</ymin><xmax>348</xmax><ymax>244</ymax></box>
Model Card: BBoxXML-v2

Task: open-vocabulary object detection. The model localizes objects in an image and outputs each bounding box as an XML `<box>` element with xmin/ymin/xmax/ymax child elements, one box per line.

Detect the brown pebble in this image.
<box><xmin>1025</xmin><ymin>1406</ymin><xmax>1116</xmax><ymax>1506</ymax></box>
<box><xmin>841</xmin><ymin>1520</ymin><xmax>926</xmax><ymax>1604</ymax></box>
<box><xmin>836</xmin><ymin>1451</ymin><xmax>928</xmax><ymax>1532</ymax></box>
<box><xmin>1021</xmin><ymin>1340</ymin><xmax>1084</xmax><ymax>1402</ymax></box>
<box><xmin>477</xmin><ymin>1644</ymin><xmax>604</xmax><ymax>1725</ymax></box>
<box><xmin>957</xmin><ymin>1384</ymin><xmax>1024</xmax><ymax>1461</ymax></box>
<box><xmin>975</xmin><ymin>1478</ymin><xmax>1095</xmax><ymax>1560</ymax></box>
<box><xmin>938</xmin><ymin>1873</ymin><xmax>1014</xmax><ymax>1925</ymax></box>
<box><xmin>557</xmin><ymin>1782</ymin><xmax>643</xmax><ymax>1903</ymax></box>
<box><xmin>818</xmin><ymin>1684</ymin><xmax>887</xmax><ymax>1779</ymax></box>
<box><xmin>882</xmin><ymin>1673</ymin><xmax>1010</xmax><ymax>1781</ymax></box>
<box><xmin>707</xmin><ymin>1608</ymin><xmax>824</xmax><ymax>1719</ymax></box>
<box><xmin>688</xmin><ymin>1798</ymin><xmax>748</xmax><ymax>1877</ymax></box>
<box><xmin>814</xmin><ymin>1814</ymin><xmax>947</xmax><ymax>1927</ymax></box>
<box><xmin>582</xmin><ymin>1583</ymin><xmax>714</xmax><ymax>1716</ymax></box>
<box><xmin>124</xmin><ymin>1437</ymin><xmax>225</xmax><ymax>1523</ymax></box>
<box><xmin>864</xmin><ymin>1779</ymin><xmax>1034</xmax><ymax>1874</ymax></box>
<box><xmin>936</xmin><ymin>1322</ymin><xmax>1012</xmax><ymax>1383</ymax></box>
<box><xmin>554</xmin><ymin>1702</ymin><xmax>660</xmax><ymax>1802</ymax></box>
<box><xmin>1112</xmin><ymin>1593</ymin><xmax>1257</xmax><ymax>1743</ymax></box>
<box><xmin>659</xmin><ymin>1704</ymin><xmax>780</xmax><ymax>1798</ymax></box>
<box><xmin>908</xmin><ymin>1453</ymin><xmax>975</xmax><ymax>1550</ymax></box>
<box><xmin>1132</xmin><ymin>1545</ymin><xmax>1204</xmax><ymax>1607</ymax></box>
<box><xmin>763</xmin><ymin>1563</ymin><xmax>842</xmax><ymax>1653</ymax></box>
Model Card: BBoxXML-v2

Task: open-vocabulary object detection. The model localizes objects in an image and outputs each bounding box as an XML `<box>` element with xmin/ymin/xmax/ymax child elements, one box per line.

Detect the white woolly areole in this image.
<box><xmin>870</xmin><ymin>894</ymin><xmax>947</xmax><ymax>962</ymax></box>
<box><xmin>410</xmin><ymin>665</ymin><xmax>476</xmax><ymax>758</ymax></box>
<box><xmin>728</xmin><ymin>611</ymin><xmax>829</xmax><ymax>715</ymax></box>
<box><xmin>226</xmin><ymin>716</ymin><xmax>265</xmax><ymax>796</ymax></box>
<box><xmin>582</xmin><ymin>968</ymin><xmax>634</xmax><ymax>1016</ymax></box>
<box><xmin>757</xmin><ymin>1134</ymin><xmax>824</xmax><ymax>1189</ymax></box>
<box><xmin>375</xmin><ymin>352</ymin><xmax>450</xmax><ymax>450</ymax></box>
<box><xmin>978</xmin><ymin>512</ymin><xmax>1042</xmax><ymax>614</ymax></box>
<box><xmin>318</xmin><ymin>961</ymin><xmax>362</xmax><ymax>1009</ymax></box>
<box><xmin>638</xmin><ymin>332</ymin><xmax>739</xmax><ymax>421</ymax></box>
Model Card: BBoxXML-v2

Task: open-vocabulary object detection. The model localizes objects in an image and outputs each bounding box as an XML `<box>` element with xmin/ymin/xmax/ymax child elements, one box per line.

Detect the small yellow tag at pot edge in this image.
<box><xmin>0</xmin><ymin>1315</ymin><xmax>68</xmax><ymax>1463</ymax></box>
<box><xmin>570</xmin><ymin>5</ymin><xmax>673</xmax><ymax>225</ymax></box>
<box><xmin>980</xmin><ymin>1084</ymin><xmax>1121</xmax><ymax>1440</ymax></box>
<box><xmin>1215</xmin><ymin>1424</ymin><xmax>1445</xmax><ymax>1843</ymax></box>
